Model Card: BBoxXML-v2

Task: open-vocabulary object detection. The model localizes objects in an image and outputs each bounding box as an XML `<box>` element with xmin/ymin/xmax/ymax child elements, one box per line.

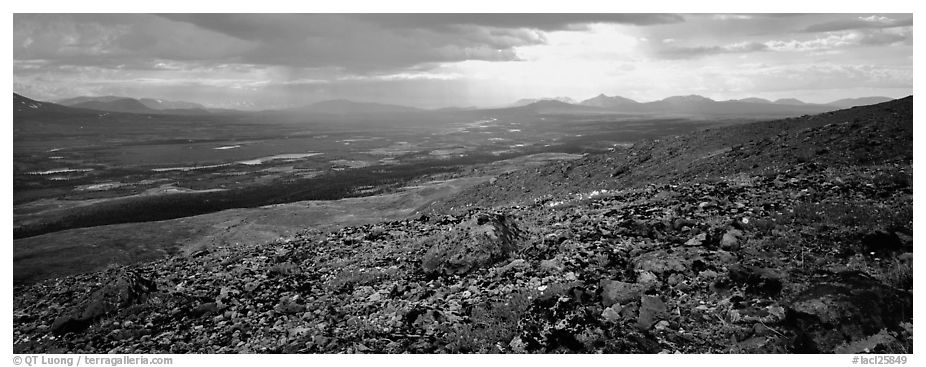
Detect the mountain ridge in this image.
<box><xmin>55</xmin><ymin>95</ymin><xmax>209</xmax><ymax>115</ymax></box>
<box><xmin>14</xmin><ymin>93</ymin><xmax>99</xmax><ymax>117</ymax></box>
<box><xmin>572</xmin><ymin>94</ymin><xmax>843</xmax><ymax>116</ymax></box>
<box><xmin>773</xmin><ymin>98</ymin><xmax>806</xmax><ymax>105</ymax></box>
<box><xmin>826</xmin><ymin>96</ymin><xmax>893</xmax><ymax>108</ymax></box>
<box><xmin>70</xmin><ymin>98</ymin><xmax>160</xmax><ymax>114</ymax></box>
<box><xmin>58</xmin><ymin>95</ymin><xmax>206</xmax><ymax>110</ymax></box>
<box><xmin>512</xmin><ymin>96</ymin><xmax>578</xmax><ymax>107</ymax></box>
<box><xmin>431</xmin><ymin>96</ymin><xmax>912</xmax><ymax>211</ymax></box>
<box><xmin>730</xmin><ymin>97</ymin><xmax>772</xmax><ymax>104</ymax></box>
<box><xmin>35</xmin><ymin>92</ymin><xmax>898</xmax><ymax>117</ymax></box>
<box><xmin>579</xmin><ymin>94</ymin><xmax>640</xmax><ymax>108</ymax></box>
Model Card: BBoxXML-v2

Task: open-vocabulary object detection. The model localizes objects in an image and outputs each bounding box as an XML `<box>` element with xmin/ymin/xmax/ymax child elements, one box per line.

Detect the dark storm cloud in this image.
<box><xmin>350</xmin><ymin>13</ymin><xmax>685</xmax><ymax>30</ymax></box>
<box><xmin>157</xmin><ymin>14</ymin><xmax>351</xmax><ymax>41</ymax></box>
<box><xmin>803</xmin><ymin>15</ymin><xmax>912</xmax><ymax>33</ymax></box>
<box><xmin>14</xmin><ymin>14</ymin><xmax>253</xmax><ymax>67</ymax></box>
<box><xmin>160</xmin><ymin>14</ymin><xmax>683</xmax><ymax>37</ymax></box>
<box><xmin>17</xmin><ymin>14</ymin><xmax>537</xmax><ymax>73</ymax></box>
<box><xmin>15</xmin><ymin>13</ymin><xmax>683</xmax><ymax>74</ymax></box>
<box><xmin>157</xmin><ymin>14</ymin><xmax>683</xmax><ymax>71</ymax></box>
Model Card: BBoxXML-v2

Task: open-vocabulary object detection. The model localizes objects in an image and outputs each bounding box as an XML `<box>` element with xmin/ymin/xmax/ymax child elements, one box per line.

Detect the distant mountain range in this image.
<box><xmin>55</xmin><ymin>96</ymin><xmax>209</xmax><ymax>115</ymax></box>
<box><xmin>17</xmin><ymin>92</ymin><xmax>900</xmax><ymax>120</ymax></box>
<box><xmin>568</xmin><ymin>94</ymin><xmax>891</xmax><ymax>109</ymax></box>
<box><xmin>14</xmin><ymin>93</ymin><xmax>95</xmax><ymax>117</ymax></box>
<box><xmin>511</xmin><ymin>97</ymin><xmax>578</xmax><ymax>107</ymax></box>
<box><xmin>57</xmin><ymin>96</ymin><xmax>206</xmax><ymax>110</ymax></box>
<box><xmin>555</xmin><ymin>93</ymin><xmax>896</xmax><ymax>116</ymax></box>
<box><xmin>495</xmin><ymin>94</ymin><xmax>895</xmax><ymax>117</ymax></box>
<box><xmin>55</xmin><ymin>96</ymin><xmax>127</xmax><ymax>105</ymax></box>
<box><xmin>580</xmin><ymin>94</ymin><xmax>639</xmax><ymax>109</ymax></box>
<box><xmin>731</xmin><ymin>97</ymin><xmax>772</xmax><ymax>104</ymax></box>
<box><xmin>492</xmin><ymin>99</ymin><xmax>610</xmax><ymax>115</ymax></box>
<box><xmin>69</xmin><ymin>98</ymin><xmax>157</xmax><ymax>114</ymax></box>
<box><xmin>773</xmin><ymin>98</ymin><xmax>806</xmax><ymax>105</ymax></box>
<box><xmin>631</xmin><ymin>95</ymin><xmax>834</xmax><ymax>116</ymax></box>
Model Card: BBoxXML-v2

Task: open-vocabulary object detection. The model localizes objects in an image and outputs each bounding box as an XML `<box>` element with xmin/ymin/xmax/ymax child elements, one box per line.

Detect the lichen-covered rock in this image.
<box><xmin>633</xmin><ymin>247</ymin><xmax>702</xmax><ymax>276</ymax></box>
<box><xmin>727</xmin><ymin>265</ymin><xmax>786</xmax><ymax>297</ymax></box>
<box><xmin>599</xmin><ymin>280</ymin><xmax>642</xmax><ymax>307</ymax></box>
<box><xmin>50</xmin><ymin>268</ymin><xmax>156</xmax><ymax>335</ymax></box>
<box><xmin>720</xmin><ymin>228</ymin><xmax>743</xmax><ymax>250</ymax></box>
<box><xmin>785</xmin><ymin>271</ymin><xmax>913</xmax><ymax>353</ymax></box>
<box><xmin>636</xmin><ymin>295</ymin><xmax>667</xmax><ymax>330</ymax></box>
<box><xmin>421</xmin><ymin>212</ymin><xmax>525</xmax><ymax>275</ymax></box>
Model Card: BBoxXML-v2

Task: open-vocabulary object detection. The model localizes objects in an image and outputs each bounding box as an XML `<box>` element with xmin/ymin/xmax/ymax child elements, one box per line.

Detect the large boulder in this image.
<box><xmin>633</xmin><ymin>247</ymin><xmax>704</xmax><ymax>276</ymax></box>
<box><xmin>50</xmin><ymin>269</ymin><xmax>156</xmax><ymax>335</ymax></box>
<box><xmin>727</xmin><ymin>264</ymin><xmax>786</xmax><ymax>297</ymax></box>
<box><xmin>421</xmin><ymin>212</ymin><xmax>525</xmax><ymax>275</ymax></box>
<box><xmin>860</xmin><ymin>229</ymin><xmax>911</xmax><ymax>256</ymax></box>
<box><xmin>599</xmin><ymin>280</ymin><xmax>643</xmax><ymax>307</ymax></box>
<box><xmin>785</xmin><ymin>271</ymin><xmax>912</xmax><ymax>353</ymax></box>
<box><xmin>636</xmin><ymin>295</ymin><xmax>667</xmax><ymax>330</ymax></box>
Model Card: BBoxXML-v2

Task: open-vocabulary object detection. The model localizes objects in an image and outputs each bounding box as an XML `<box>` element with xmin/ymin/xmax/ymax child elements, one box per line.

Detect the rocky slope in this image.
<box><xmin>13</xmin><ymin>97</ymin><xmax>913</xmax><ymax>354</ymax></box>
<box><xmin>429</xmin><ymin>97</ymin><xmax>912</xmax><ymax>212</ymax></box>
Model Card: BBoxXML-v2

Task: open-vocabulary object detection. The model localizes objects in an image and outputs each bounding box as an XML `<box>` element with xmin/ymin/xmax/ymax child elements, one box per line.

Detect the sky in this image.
<box><xmin>12</xmin><ymin>13</ymin><xmax>914</xmax><ymax>109</ymax></box>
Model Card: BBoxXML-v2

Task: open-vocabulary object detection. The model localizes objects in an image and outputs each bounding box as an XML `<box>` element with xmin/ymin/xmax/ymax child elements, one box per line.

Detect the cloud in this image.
<box><xmin>155</xmin><ymin>14</ymin><xmax>682</xmax><ymax>72</ymax></box>
<box><xmin>735</xmin><ymin>63</ymin><xmax>912</xmax><ymax>92</ymax></box>
<box><xmin>14</xmin><ymin>14</ymin><xmax>254</xmax><ymax>68</ymax></box>
<box><xmin>648</xmin><ymin>25</ymin><xmax>911</xmax><ymax>60</ymax></box>
<box><xmin>350</xmin><ymin>13</ymin><xmax>685</xmax><ymax>31</ymax></box>
<box><xmin>17</xmin><ymin>14</ymin><xmax>548</xmax><ymax>73</ymax></box>
<box><xmin>12</xmin><ymin>14</ymin><xmax>913</xmax><ymax>109</ymax></box>
<box><xmin>648</xmin><ymin>41</ymin><xmax>768</xmax><ymax>59</ymax></box>
<box><xmin>803</xmin><ymin>14</ymin><xmax>912</xmax><ymax>32</ymax></box>
<box><xmin>765</xmin><ymin>28</ymin><xmax>910</xmax><ymax>51</ymax></box>
<box><xmin>709</xmin><ymin>14</ymin><xmax>755</xmax><ymax>21</ymax></box>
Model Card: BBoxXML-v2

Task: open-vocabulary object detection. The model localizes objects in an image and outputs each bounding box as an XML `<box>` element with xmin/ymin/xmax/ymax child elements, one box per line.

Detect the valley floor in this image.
<box><xmin>14</xmin><ymin>153</ymin><xmax>584</xmax><ymax>284</ymax></box>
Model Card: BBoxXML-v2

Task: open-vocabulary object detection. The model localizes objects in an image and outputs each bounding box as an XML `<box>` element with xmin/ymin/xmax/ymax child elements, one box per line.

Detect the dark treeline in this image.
<box><xmin>13</xmin><ymin>151</ymin><xmax>558</xmax><ymax>239</ymax></box>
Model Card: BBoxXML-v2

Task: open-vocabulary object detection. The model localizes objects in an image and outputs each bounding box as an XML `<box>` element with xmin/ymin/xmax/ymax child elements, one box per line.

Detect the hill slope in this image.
<box><xmin>491</xmin><ymin>100</ymin><xmax>613</xmax><ymax>115</ymax></box>
<box><xmin>70</xmin><ymin>98</ymin><xmax>160</xmax><ymax>114</ymax></box>
<box><xmin>512</xmin><ymin>94</ymin><xmax>841</xmax><ymax>117</ymax></box>
<box><xmin>14</xmin><ymin>93</ymin><xmax>98</xmax><ymax>117</ymax></box>
<box><xmin>826</xmin><ymin>96</ymin><xmax>894</xmax><ymax>108</ymax></box>
<box><xmin>579</xmin><ymin>94</ymin><xmax>640</xmax><ymax>109</ymax></box>
<box><xmin>773</xmin><ymin>98</ymin><xmax>806</xmax><ymax>105</ymax></box>
<box><xmin>56</xmin><ymin>96</ymin><xmax>129</xmax><ymax>106</ymax></box>
<box><xmin>513</xmin><ymin>97</ymin><xmax>578</xmax><ymax>106</ymax></box>
<box><xmin>137</xmin><ymin>98</ymin><xmax>206</xmax><ymax>110</ymax></box>
<box><xmin>58</xmin><ymin>95</ymin><xmax>209</xmax><ymax>115</ymax></box>
<box><xmin>13</xmin><ymin>98</ymin><xmax>912</xmax><ymax>354</ymax></box>
<box><xmin>432</xmin><ymin>97</ymin><xmax>911</xmax><ymax>211</ymax></box>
